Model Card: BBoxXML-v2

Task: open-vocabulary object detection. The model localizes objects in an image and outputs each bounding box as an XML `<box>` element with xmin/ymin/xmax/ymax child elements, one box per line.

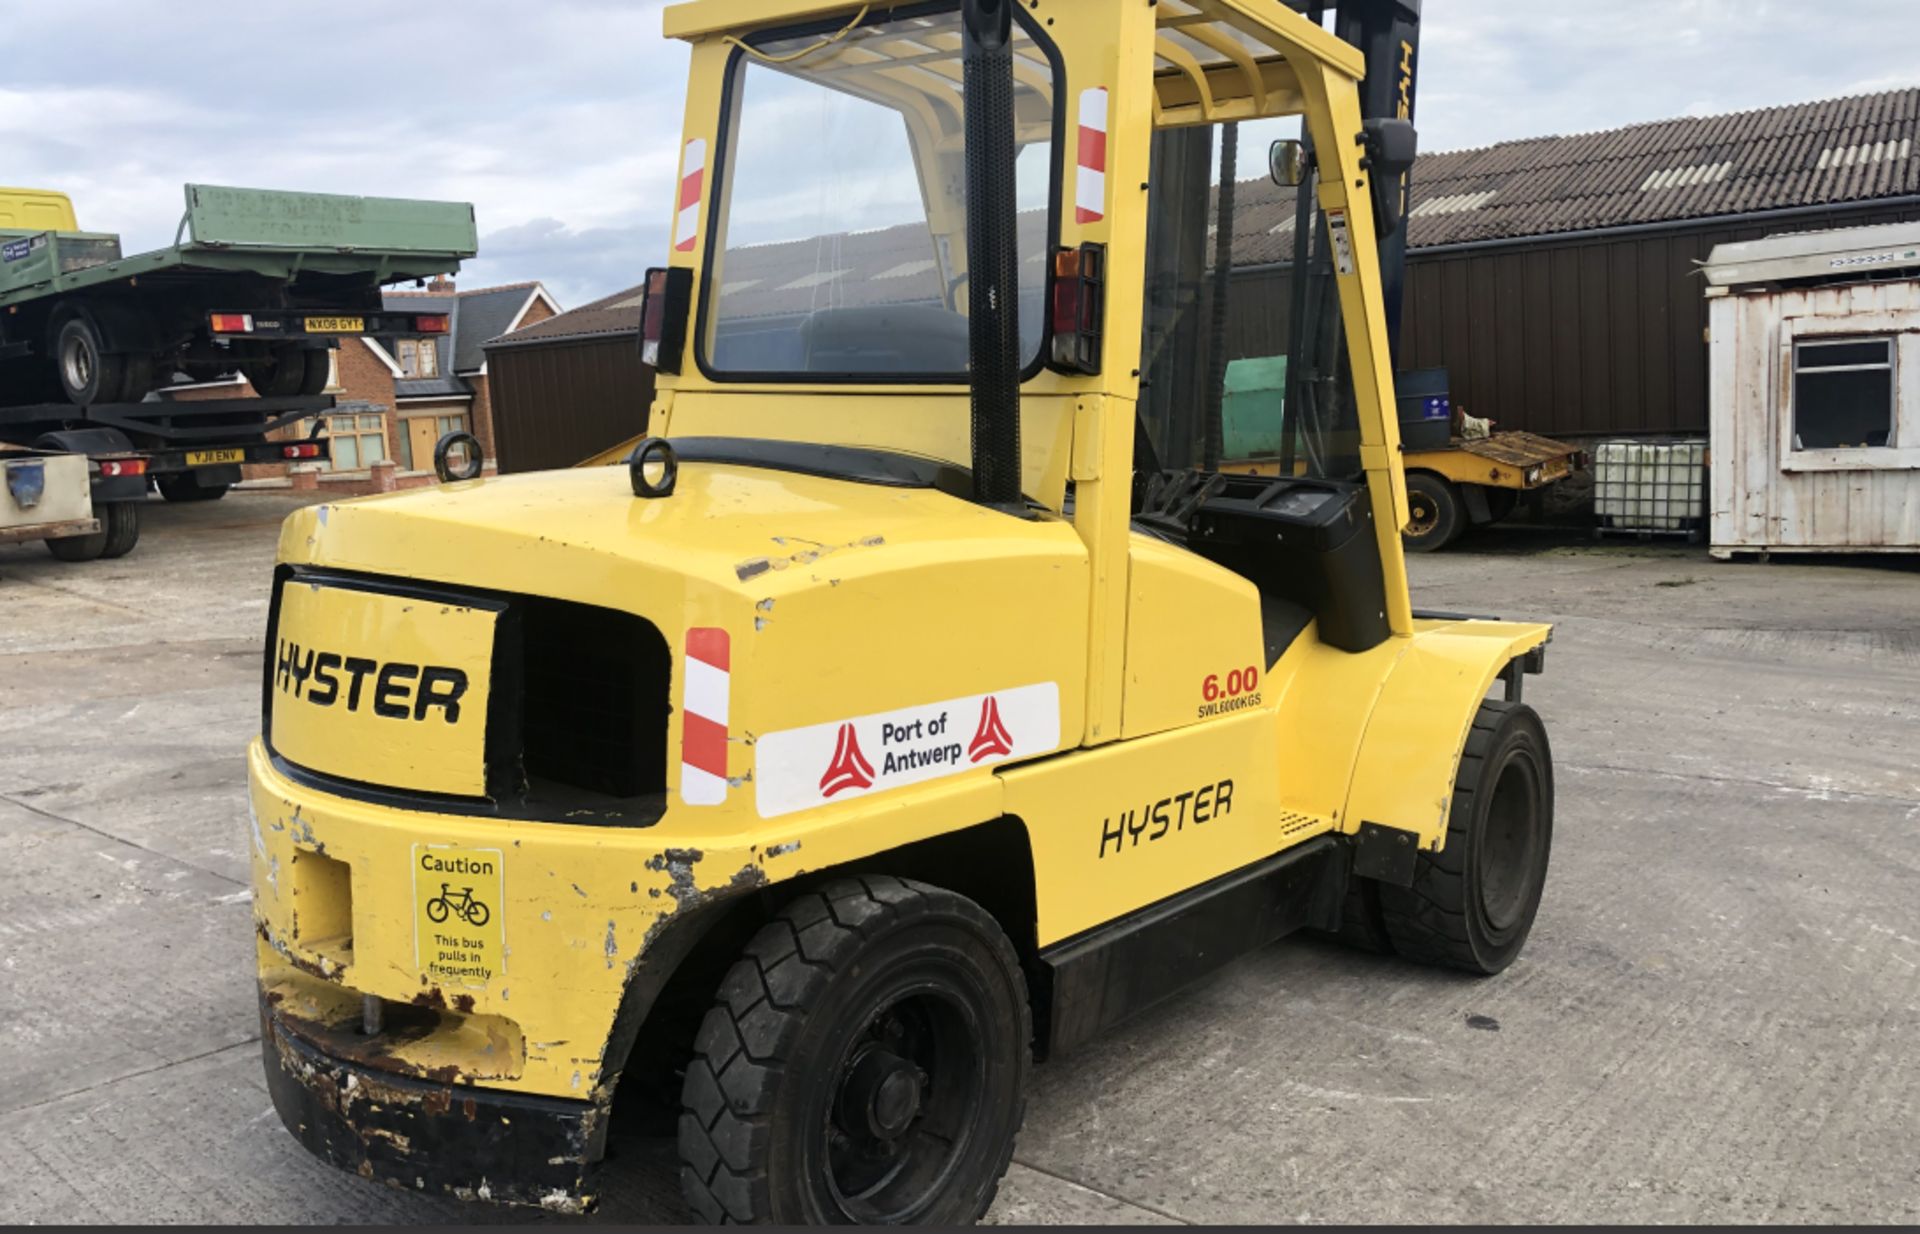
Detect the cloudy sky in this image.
<box><xmin>6</xmin><ymin>1</ymin><xmax>1916</xmax><ymax>312</ymax></box>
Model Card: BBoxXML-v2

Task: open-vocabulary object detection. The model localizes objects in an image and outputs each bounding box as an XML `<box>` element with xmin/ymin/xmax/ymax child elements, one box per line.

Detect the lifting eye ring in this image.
<box><xmin>629</xmin><ymin>436</ymin><xmax>679</xmax><ymax>499</ymax></box>
<box><xmin>433</xmin><ymin>431</ymin><xmax>484</xmax><ymax>483</ymax></box>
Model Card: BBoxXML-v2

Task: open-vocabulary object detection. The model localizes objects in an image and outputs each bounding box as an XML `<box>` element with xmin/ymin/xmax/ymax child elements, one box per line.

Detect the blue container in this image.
<box><xmin>1396</xmin><ymin>368</ymin><xmax>1453</xmax><ymax>451</ymax></box>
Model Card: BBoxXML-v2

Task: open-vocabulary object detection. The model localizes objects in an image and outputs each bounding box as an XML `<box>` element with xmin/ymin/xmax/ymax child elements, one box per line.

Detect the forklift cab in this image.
<box><xmin>646</xmin><ymin>0</ymin><xmax>1425</xmax><ymax>681</ymax></box>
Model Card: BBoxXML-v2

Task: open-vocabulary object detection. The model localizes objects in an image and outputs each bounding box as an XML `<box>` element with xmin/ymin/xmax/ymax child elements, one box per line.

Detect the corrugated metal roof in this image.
<box><xmin>499</xmin><ymin>87</ymin><xmax>1920</xmax><ymax>343</ymax></box>
<box><xmin>1235</xmin><ymin>86</ymin><xmax>1920</xmax><ymax>261</ymax></box>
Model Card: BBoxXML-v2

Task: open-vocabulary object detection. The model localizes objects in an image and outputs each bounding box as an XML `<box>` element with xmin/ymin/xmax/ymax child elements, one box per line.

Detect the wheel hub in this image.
<box><xmin>837</xmin><ymin>1044</ymin><xmax>925</xmax><ymax>1141</ymax></box>
<box><xmin>62</xmin><ymin>336</ymin><xmax>94</xmax><ymax>390</ymax></box>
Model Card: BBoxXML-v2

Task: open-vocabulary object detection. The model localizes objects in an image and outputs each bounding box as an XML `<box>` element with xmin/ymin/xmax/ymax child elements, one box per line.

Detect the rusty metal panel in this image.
<box><xmin>1455</xmin><ymin>431</ymin><xmax>1582</xmax><ymax>469</ymax></box>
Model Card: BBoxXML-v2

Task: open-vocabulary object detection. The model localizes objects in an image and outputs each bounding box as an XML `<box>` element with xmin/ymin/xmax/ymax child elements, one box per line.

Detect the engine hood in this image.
<box><xmin>280</xmin><ymin>461</ymin><xmax>1080</xmax><ymax>606</ymax></box>
<box><xmin>273</xmin><ymin>461</ymin><xmax>1094</xmax><ymax>823</ymax></box>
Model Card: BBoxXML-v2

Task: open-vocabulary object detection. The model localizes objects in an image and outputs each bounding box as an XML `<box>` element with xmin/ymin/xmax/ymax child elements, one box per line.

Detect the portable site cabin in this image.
<box><xmin>1703</xmin><ymin>222</ymin><xmax>1920</xmax><ymax>559</ymax></box>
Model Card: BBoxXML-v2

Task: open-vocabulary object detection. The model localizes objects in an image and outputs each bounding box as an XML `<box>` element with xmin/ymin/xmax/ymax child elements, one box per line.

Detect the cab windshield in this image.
<box><xmin>699</xmin><ymin>5</ymin><xmax>1057</xmax><ymax>379</ymax></box>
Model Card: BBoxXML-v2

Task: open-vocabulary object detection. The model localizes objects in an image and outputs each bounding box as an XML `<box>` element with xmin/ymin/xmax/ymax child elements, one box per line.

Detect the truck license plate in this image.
<box><xmin>303</xmin><ymin>316</ymin><xmax>364</xmax><ymax>333</ymax></box>
<box><xmin>186</xmin><ymin>448</ymin><xmax>246</xmax><ymax>466</ymax></box>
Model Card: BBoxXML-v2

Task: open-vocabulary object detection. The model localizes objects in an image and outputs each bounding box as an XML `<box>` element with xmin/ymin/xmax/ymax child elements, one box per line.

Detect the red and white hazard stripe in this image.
<box><xmin>680</xmin><ymin>627</ymin><xmax>729</xmax><ymax>805</ymax></box>
<box><xmin>1075</xmin><ymin>88</ymin><xmax>1108</xmax><ymax>224</ymax></box>
<box><xmin>674</xmin><ymin>138</ymin><xmax>707</xmax><ymax>254</ymax></box>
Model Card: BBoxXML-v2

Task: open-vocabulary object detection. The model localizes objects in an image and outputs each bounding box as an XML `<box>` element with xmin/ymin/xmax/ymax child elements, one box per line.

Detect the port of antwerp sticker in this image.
<box><xmin>754</xmin><ymin>683</ymin><xmax>1060</xmax><ymax>818</ymax></box>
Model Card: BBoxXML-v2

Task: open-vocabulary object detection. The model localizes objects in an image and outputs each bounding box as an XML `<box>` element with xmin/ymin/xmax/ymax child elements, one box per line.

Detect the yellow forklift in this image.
<box><xmin>250</xmin><ymin>0</ymin><xmax>1555</xmax><ymax>1222</ymax></box>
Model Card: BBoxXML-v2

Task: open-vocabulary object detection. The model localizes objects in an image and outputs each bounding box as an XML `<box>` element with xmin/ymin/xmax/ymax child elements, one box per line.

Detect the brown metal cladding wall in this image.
<box><xmin>1226</xmin><ymin>199</ymin><xmax>1920</xmax><ymax>439</ymax></box>
<box><xmin>485</xmin><ymin>337</ymin><xmax>655</xmax><ymax>474</ymax></box>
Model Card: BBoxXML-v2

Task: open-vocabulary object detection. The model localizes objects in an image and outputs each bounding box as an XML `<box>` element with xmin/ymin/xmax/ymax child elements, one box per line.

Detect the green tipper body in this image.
<box><xmin>0</xmin><ymin>184</ymin><xmax>478</xmax><ymax>308</ymax></box>
<box><xmin>182</xmin><ymin>184</ymin><xmax>478</xmax><ymax>255</ymax></box>
<box><xmin>1222</xmin><ymin>354</ymin><xmax>1288</xmax><ymax>461</ymax></box>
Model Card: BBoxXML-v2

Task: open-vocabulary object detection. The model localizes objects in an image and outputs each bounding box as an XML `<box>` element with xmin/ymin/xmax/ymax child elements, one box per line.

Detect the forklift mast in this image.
<box><xmin>1276</xmin><ymin>0</ymin><xmax>1421</xmax><ymax>480</ymax></box>
<box><xmin>1328</xmin><ymin>0</ymin><xmax>1421</xmax><ymax>357</ymax></box>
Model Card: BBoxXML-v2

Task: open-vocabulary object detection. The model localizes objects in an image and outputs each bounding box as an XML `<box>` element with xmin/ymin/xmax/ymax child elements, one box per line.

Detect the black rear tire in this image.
<box><xmin>53</xmin><ymin>312</ymin><xmax>129</xmax><ymax>406</ymax></box>
<box><xmin>244</xmin><ymin>347</ymin><xmax>327</xmax><ymax>398</ymax></box>
<box><xmin>1403</xmin><ymin>471</ymin><xmax>1465</xmax><ymax>553</ymax></box>
<box><xmin>678</xmin><ymin>876</ymin><xmax>1030</xmax><ymax>1225</ymax></box>
<box><xmin>156</xmin><ymin>473</ymin><xmax>230</xmax><ymax>503</ymax></box>
<box><xmin>1379</xmin><ymin>699</ymin><xmax>1554</xmax><ymax>975</ymax></box>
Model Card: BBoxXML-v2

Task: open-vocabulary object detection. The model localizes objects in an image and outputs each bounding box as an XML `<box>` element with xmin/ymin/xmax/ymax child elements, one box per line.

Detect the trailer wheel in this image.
<box><xmin>244</xmin><ymin>347</ymin><xmax>329</xmax><ymax>398</ymax></box>
<box><xmin>1379</xmin><ymin>699</ymin><xmax>1553</xmax><ymax>975</ymax></box>
<box><xmin>97</xmin><ymin>501</ymin><xmax>141</xmax><ymax>558</ymax></box>
<box><xmin>45</xmin><ymin>523</ymin><xmax>107</xmax><ymax>562</ymax></box>
<box><xmin>679</xmin><ymin>876</ymin><xmax>1029</xmax><ymax>1225</ymax></box>
<box><xmin>1402</xmin><ymin>472</ymin><xmax>1464</xmax><ymax>552</ymax></box>
<box><xmin>43</xmin><ymin>502</ymin><xmax>136</xmax><ymax>561</ymax></box>
<box><xmin>156</xmin><ymin>473</ymin><xmax>230</xmax><ymax>503</ymax></box>
<box><xmin>54</xmin><ymin>312</ymin><xmax>131</xmax><ymax>406</ymax></box>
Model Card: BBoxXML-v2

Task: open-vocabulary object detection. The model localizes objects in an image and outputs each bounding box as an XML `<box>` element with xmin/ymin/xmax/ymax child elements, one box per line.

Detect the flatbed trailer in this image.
<box><xmin>0</xmin><ymin>183</ymin><xmax>474</xmax><ymax>499</ymax></box>
<box><xmin>0</xmin><ymin>392</ymin><xmax>335</xmax><ymax>502</ymax></box>
<box><xmin>1</xmin><ymin>185</ymin><xmax>475</xmax><ymax>405</ymax></box>
<box><xmin>1229</xmin><ymin>429</ymin><xmax>1586</xmax><ymax>551</ymax></box>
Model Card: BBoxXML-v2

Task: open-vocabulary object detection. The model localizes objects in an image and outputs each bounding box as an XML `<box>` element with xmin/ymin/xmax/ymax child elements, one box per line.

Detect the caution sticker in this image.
<box><xmin>412</xmin><ymin>843</ymin><xmax>505</xmax><ymax>989</ymax></box>
<box><xmin>755</xmin><ymin>683</ymin><xmax>1060</xmax><ymax>818</ymax></box>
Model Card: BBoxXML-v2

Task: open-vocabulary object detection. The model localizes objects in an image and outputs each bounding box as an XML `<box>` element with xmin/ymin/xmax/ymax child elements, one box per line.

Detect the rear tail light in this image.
<box><xmin>1049</xmin><ymin>243</ymin><xmax>1105</xmax><ymax>375</ymax></box>
<box><xmin>210</xmin><ymin>313</ymin><xmax>254</xmax><ymax>334</ymax></box>
<box><xmin>415</xmin><ymin>314</ymin><xmax>451</xmax><ymax>334</ymax></box>
<box><xmin>637</xmin><ymin>266</ymin><xmax>693</xmax><ymax>373</ymax></box>
<box><xmin>282</xmin><ymin>443</ymin><xmax>322</xmax><ymax>459</ymax></box>
<box><xmin>98</xmin><ymin>459</ymin><xmax>146</xmax><ymax>478</ymax></box>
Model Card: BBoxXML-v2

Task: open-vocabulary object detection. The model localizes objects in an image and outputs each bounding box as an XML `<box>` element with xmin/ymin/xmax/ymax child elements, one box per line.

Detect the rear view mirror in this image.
<box><xmin>1269</xmin><ymin>139</ymin><xmax>1306</xmax><ymax>187</ymax></box>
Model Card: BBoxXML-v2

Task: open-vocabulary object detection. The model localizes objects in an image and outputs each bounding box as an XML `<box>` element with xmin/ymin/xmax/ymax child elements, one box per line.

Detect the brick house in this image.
<box><xmin>163</xmin><ymin>277</ymin><xmax>559</xmax><ymax>494</ymax></box>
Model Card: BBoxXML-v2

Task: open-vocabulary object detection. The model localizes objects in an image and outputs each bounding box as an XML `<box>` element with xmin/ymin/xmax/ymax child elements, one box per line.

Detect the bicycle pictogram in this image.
<box><xmin>425</xmin><ymin>883</ymin><xmax>491</xmax><ymax>927</ymax></box>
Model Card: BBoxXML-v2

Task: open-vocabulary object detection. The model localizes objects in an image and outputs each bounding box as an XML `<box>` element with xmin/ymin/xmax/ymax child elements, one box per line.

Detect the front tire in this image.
<box><xmin>679</xmin><ymin>876</ymin><xmax>1030</xmax><ymax>1225</ymax></box>
<box><xmin>1378</xmin><ymin>699</ymin><xmax>1553</xmax><ymax>975</ymax></box>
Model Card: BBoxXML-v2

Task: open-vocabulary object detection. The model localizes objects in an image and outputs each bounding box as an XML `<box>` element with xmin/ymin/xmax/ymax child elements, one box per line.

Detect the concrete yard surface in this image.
<box><xmin>1</xmin><ymin>494</ymin><xmax>1916</xmax><ymax>1224</ymax></box>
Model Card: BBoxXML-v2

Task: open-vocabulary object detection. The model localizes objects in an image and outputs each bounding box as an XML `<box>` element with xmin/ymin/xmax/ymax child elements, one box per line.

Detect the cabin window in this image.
<box><xmin>698</xmin><ymin>4</ymin><xmax>1059</xmax><ymax>380</ymax></box>
<box><xmin>1793</xmin><ymin>337</ymin><xmax>1895</xmax><ymax>451</ymax></box>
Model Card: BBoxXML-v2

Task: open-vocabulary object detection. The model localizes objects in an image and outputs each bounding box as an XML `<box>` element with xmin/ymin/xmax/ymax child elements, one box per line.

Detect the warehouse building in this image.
<box><xmin>487</xmin><ymin>87</ymin><xmax>1920</xmax><ymax>472</ymax></box>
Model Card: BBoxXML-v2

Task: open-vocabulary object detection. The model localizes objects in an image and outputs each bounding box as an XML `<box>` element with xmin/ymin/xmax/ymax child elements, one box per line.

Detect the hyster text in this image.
<box><xmin>1099</xmin><ymin>779</ymin><xmax>1234</xmax><ymax>858</ymax></box>
<box><xmin>275</xmin><ymin>639</ymin><xmax>468</xmax><ymax>722</ymax></box>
